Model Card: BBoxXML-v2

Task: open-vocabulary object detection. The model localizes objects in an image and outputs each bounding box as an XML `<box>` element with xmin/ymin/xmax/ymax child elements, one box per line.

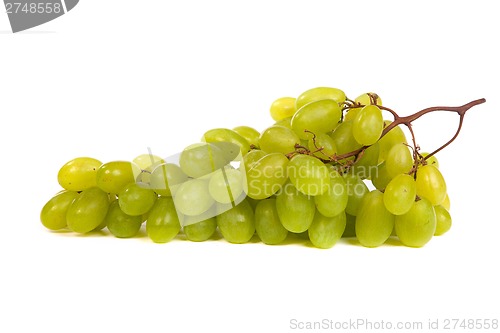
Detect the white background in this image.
<box><xmin>1</xmin><ymin>1</ymin><xmax>499</xmax><ymax>332</ymax></box>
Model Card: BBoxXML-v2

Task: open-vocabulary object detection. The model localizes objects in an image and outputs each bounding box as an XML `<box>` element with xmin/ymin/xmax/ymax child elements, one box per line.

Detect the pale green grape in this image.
<box><xmin>344</xmin><ymin>107</ymin><xmax>361</xmax><ymax>122</ymax></box>
<box><xmin>174</xmin><ymin>179</ymin><xmax>214</xmax><ymax>216</ymax></box>
<box><xmin>378</xmin><ymin>121</ymin><xmax>407</xmax><ymax>162</ymax></box>
<box><xmin>330</xmin><ymin>120</ymin><xmax>363</xmax><ymax>156</ymax></box>
<box><xmin>243</xmin><ymin>149</ymin><xmax>267</xmax><ymax>171</ymax></box>
<box><xmin>434</xmin><ymin>205</ymin><xmax>452</xmax><ymax>236</ymax></box>
<box><xmin>270</xmin><ymin>97</ymin><xmax>296</xmax><ymax>121</ymax></box>
<box><xmin>146</xmin><ymin>197</ymin><xmax>181</xmax><ymax>243</ymax></box>
<box><xmin>386</xmin><ymin>143</ymin><xmax>413</xmax><ymax>178</ymax></box>
<box><xmin>354</xmin><ymin>92</ymin><xmax>383</xmax><ymax>106</ymax></box>
<box><xmin>118</xmin><ymin>183</ymin><xmax>157</xmax><ymax>216</ymax></box>
<box><xmin>371</xmin><ymin>162</ymin><xmax>393</xmax><ymax>190</ymax></box>
<box><xmin>274</xmin><ymin>116</ymin><xmax>292</xmax><ymax>129</ymax></box>
<box><xmin>287</xmin><ymin>154</ymin><xmax>330</xmax><ymax>196</ymax></box>
<box><xmin>350</xmin><ymin>143</ymin><xmax>380</xmax><ymax>179</ymax></box>
<box><xmin>344</xmin><ymin>173</ymin><xmax>369</xmax><ymax>216</ymax></box>
<box><xmin>383</xmin><ymin>174</ymin><xmax>417</xmax><ymax>215</ymax></box>
<box><xmin>216</xmin><ymin>199</ymin><xmax>255</xmax><ymax>244</ymax></box>
<box><xmin>308</xmin><ymin>211</ymin><xmax>346</xmax><ymax>249</ymax></box>
<box><xmin>342</xmin><ymin>213</ymin><xmax>356</xmax><ymax>238</ymax></box>
<box><xmin>295</xmin><ymin>87</ymin><xmax>346</xmax><ymax>110</ymax></box>
<box><xmin>307</xmin><ymin>132</ymin><xmax>337</xmax><ymax>159</ymax></box>
<box><xmin>291</xmin><ymin>99</ymin><xmax>342</xmax><ymax>140</ymax></box>
<box><xmin>421</xmin><ymin>152</ymin><xmax>439</xmax><ymax>168</ymax></box>
<box><xmin>276</xmin><ymin>181</ymin><xmax>315</xmax><ymax>233</ymax></box>
<box><xmin>96</xmin><ymin>161</ymin><xmax>140</xmax><ymax>194</ymax></box>
<box><xmin>179</xmin><ymin>143</ymin><xmax>227</xmax><ymax>178</ymax></box>
<box><xmin>442</xmin><ymin>194</ymin><xmax>451</xmax><ymax>211</ymax></box>
<box><xmin>259</xmin><ymin>125</ymin><xmax>300</xmax><ymax>154</ymax></box>
<box><xmin>415</xmin><ymin>165</ymin><xmax>447</xmax><ymax>206</ymax></box>
<box><xmin>202</xmin><ymin>128</ymin><xmax>250</xmax><ymax>155</ymax></box>
<box><xmin>246</xmin><ymin>153</ymin><xmax>289</xmax><ymax>200</ymax></box>
<box><xmin>208</xmin><ymin>167</ymin><xmax>245</xmax><ymax>204</ymax></box>
<box><xmin>395</xmin><ymin>197</ymin><xmax>436</xmax><ymax>247</ymax></box>
<box><xmin>183</xmin><ymin>216</ymin><xmax>217</xmax><ymax>242</ymax></box>
<box><xmin>105</xmin><ymin>201</ymin><xmax>142</xmax><ymax>238</ymax></box>
<box><xmin>66</xmin><ymin>187</ymin><xmax>110</xmax><ymax>233</ymax></box>
<box><xmin>233</xmin><ymin>126</ymin><xmax>261</xmax><ymax>148</ymax></box>
<box><xmin>255</xmin><ymin>199</ymin><xmax>288</xmax><ymax>245</ymax></box>
<box><xmin>132</xmin><ymin>154</ymin><xmax>164</xmax><ymax>171</ymax></box>
<box><xmin>40</xmin><ymin>190</ymin><xmax>79</xmax><ymax>230</ymax></box>
<box><xmin>150</xmin><ymin>163</ymin><xmax>188</xmax><ymax>196</ymax></box>
<box><xmin>58</xmin><ymin>157</ymin><xmax>102</xmax><ymax>191</ymax></box>
<box><xmin>356</xmin><ymin>190</ymin><xmax>395</xmax><ymax>247</ymax></box>
<box><xmin>314</xmin><ymin>169</ymin><xmax>348</xmax><ymax>217</ymax></box>
<box><xmin>352</xmin><ymin>105</ymin><xmax>384</xmax><ymax>146</ymax></box>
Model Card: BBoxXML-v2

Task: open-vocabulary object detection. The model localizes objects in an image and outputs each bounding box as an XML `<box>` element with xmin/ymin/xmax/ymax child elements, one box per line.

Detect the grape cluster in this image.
<box><xmin>41</xmin><ymin>87</ymin><xmax>454</xmax><ymax>248</ymax></box>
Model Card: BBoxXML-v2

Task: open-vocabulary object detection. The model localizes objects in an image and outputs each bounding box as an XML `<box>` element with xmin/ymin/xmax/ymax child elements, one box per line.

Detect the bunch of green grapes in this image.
<box><xmin>41</xmin><ymin>86</ymin><xmax>454</xmax><ymax>248</ymax></box>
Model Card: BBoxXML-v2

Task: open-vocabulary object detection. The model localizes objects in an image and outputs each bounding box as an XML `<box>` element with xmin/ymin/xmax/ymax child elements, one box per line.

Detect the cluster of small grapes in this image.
<box><xmin>41</xmin><ymin>87</ymin><xmax>452</xmax><ymax>248</ymax></box>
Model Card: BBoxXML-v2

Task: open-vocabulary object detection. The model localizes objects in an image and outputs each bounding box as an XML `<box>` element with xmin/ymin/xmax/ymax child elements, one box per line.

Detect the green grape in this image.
<box><xmin>356</xmin><ymin>190</ymin><xmax>395</xmax><ymax>247</ymax></box>
<box><xmin>307</xmin><ymin>132</ymin><xmax>337</xmax><ymax>159</ymax></box>
<box><xmin>295</xmin><ymin>87</ymin><xmax>346</xmax><ymax>110</ymax></box>
<box><xmin>395</xmin><ymin>197</ymin><xmax>436</xmax><ymax>247</ymax></box>
<box><xmin>330</xmin><ymin>121</ymin><xmax>363</xmax><ymax>156</ymax></box>
<box><xmin>383</xmin><ymin>174</ymin><xmax>417</xmax><ymax>215</ymax></box>
<box><xmin>132</xmin><ymin>154</ymin><xmax>164</xmax><ymax>171</ymax></box>
<box><xmin>179</xmin><ymin>143</ymin><xmax>227</xmax><ymax>178</ymax></box>
<box><xmin>183</xmin><ymin>216</ymin><xmax>217</xmax><ymax>242</ymax></box>
<box><xmin>442</xmin><ymin>194</ymin><xmax>451</xmax><ymax>211</ymax></box>
<box><xmin>350</xmin><ymin>143</ymin><xmax>380</xmax><ymax>179</ymax></box>
<box><xmin>233</xmin><ymin>126</ymin><xmax>261</xmax><ymax>148</ymax></box>
<box><xmin>254</xmin><ymin>199</ymin><xmax>288</xmax><ymax>245</ymax></box>
<box><xmin>246</xmin><ymin>153</ymin><xmax>289</xmax><ymax>200</ymax></box>
<box><xmin>58</xmin><ymin>157</ymin><xmax>102</xmax><ymax>191</ymax></box>
<box><xmin>146</xmin><ymin>197</ymin><xmax>181</xmax><ymax>243</ymax></box>
<box><xmin>274</xmin><ymin>116</ymin><xmax>292</xmax><ymax>129</ymax></box>
<box><xmin>150</xmin><ymin>163</ymin><xmax>188</xmax><ymax>196</ymax></box>
<box><xmin>246</xmin><ymin>197</ymin><xmax>260</xmax><ymax>211</ymax></box>
<box><xmin>40</xmin><ymin>190</ymin><xmax>79</xmax><ymax>230</ymax></box>
<box><xmin>173</xmin><ymin>179</ymin><xmax>214</xmax><ymax>216</ymax></box>
<box><xmin>118</xmin><ymin>183</ymin><xmax>157</xmax><ymax>216</ymax></box>
<box><xmin>344</xmin><ymin>107</ymin><xmax>361</xmax><ymax>122</ymax></box>
<box><xmin>287</xmin><ymin>154</ymin><xmax>330</xmax><ymax>196</ymax></box>
<box><xmin>243</xmin><ymin>149</ymin><xmax>267</xmax><ymax>171</ymax></box>
<box><xmin>308</xmin><ymin>211</ymin><xmax>346</xmax><ymax>249</ymax></box>
<box><xmin>208</xmin><ymin>167</ymin><xmax>246</xmax><ymax>204</ymax></box>
<box><xmin>378</xmin><ymin>121</ymin><xmax>407</xmax><ymax>162</ymax></box>
<box><xmin>415</xmin><ymin>165</ymin><xmax>447</xmax><ymax>206</ymax></box>
<box><xmin>291</xmin><ymin>99</ymin><xmax>342</xmax><ymax>140</ymax></box>
<box><xmin>344</xmin><ymin>173</ymin><xmax>369</xmax><ymax>216</ymax></box>
<box><xmin>314</xmin><ymin>169</ymin><xmax>348</xmax><ymax>217</ymax></box>
<box><xmin>371</xmin><ymin>162</ymin><xmax>393</xmax><ymax>190</ymax></box>
<box><xmin>216</xmin><ymin>199</ymin><xmax>255</xmax><ymax>244</ymax></box>
<box><xmin>354</xmin><ymin>92</ymin><xmax>383</xmax><ymax>106</ymax></box>
<box><xmin>352</xmin><ymin>105</ymin><xmax>384</xmax><ymax>146</ymax></box>
<box><xmin>105</xmin><ymin>201</ymin><xmax>142</xmax><ymax>238</ymax></box>
<box><xmin>421</xmin><ymin>152</ymin><xmax>440</xmax><ymax>168</ymax></box>
<box><xmin>270</xmin><ymin>97</ymin><xmax>296</xmax><ymax>121</ymax></box>
<box><xmin>434</xmin><ymin>205</ymin><xmax>452</xmax><ymax>236</ymax></box>
<box><xmin>385</xmin><ymin>143</ymin><xmax>413</xmax><ymax>178</ymax></box>
<box><xmin>96</xmin><ymin>161</ymin><xmax>140</xmax><ymax>194</ymax></box>
<box><xmin>259</xmin><ymin>125</ymin><xmax>300</xmax><ymax>154</ymax></box>
<box><xmin>66</xmin><ymin>187</ymin><xmax>110</xmax><ymax>233</ymax></box>
<box><xmin>342</xmin><ymin>213</ymin><xmax>356</xmax><ymax>238</ymax></box>
<box><xmin>202</xmin><ymin>128</ymin><xmax>250</xmax><ymax>156</ymax></box>
<box><xmin>276</xmin><ymin>181</ymin><xmax>315</xmax><ymax>233</ymax></box>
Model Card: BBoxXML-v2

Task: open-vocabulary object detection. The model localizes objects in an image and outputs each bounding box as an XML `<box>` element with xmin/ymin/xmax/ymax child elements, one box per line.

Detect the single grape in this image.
<box><xmin>308</xmin><ymin>211</ymin><xmax>346</xmax><ymax>249</ymax></box>
<box><xmin>378</xmin><ymin>121</ymin><xmax>407</xmax><ymax>162</ymax></box>
<box><xmin>40</xmin><ymin>190</ymin><xmax>79</xmax><ymax>230</ymax></box>
<box><xmin>259</xmin><ymin>125</ymin><xmax>301</xmax><ymax>154</ymax></box>
<box><xmin>287</xmin><ymin>154</ymin><xmax>330</xmax><ymax>196</ymax></box>
<box><xmin>208</xmin><ymin>167</ymin><xmax>245</xmax><ymax>204</ymax></box>
<box><xmin>146</xmin><ymin>197</ymin><xmax>181</xmax><ymax>243</ymax></box>
<box><xmin>350</xmin><ymin>143</ymin><xmax>380</xmax><ymax>179</ymax></box>
<box><xmin>202</xmin><ymin>128</ymin><xmax>250</xmax><ymax>156</ymax></box>
<box><xmin>274</xmin><ymin>116</ymin><xmax>292</xmax><ymax>129</ymax></box>
<box><xmin>243</xmin><ymin>149</ymin><xmax>267</xmax><ymax>171</ymax></box>
<box><xmin>291</xmin><ymin>99</ymin><xmax>342</xmax><ymax>140</ymax></box>
<box><xmin>383</xmin><ymin>174</ymin><xmax>417</xmax><ymax>215</ymax></box>
<box><xmin>342</xmin><ymin>213</ymin><xmax>356</xmax><ymax>238</ymax></box>
<box><xmin>233</xmin><ymin>126</ymin><xmax>261</xmax><ymax>148</ymax></box>
<box><xmin>307</xmin><ymin>132</ymin><xmax>337</xmax><ymax>159</ymax></box>
<box><xmin>276</xmin><ymin>181</ymin><xmax>315</xmax><ymax>233</ymax></box>
<box><xmin>344</xmin><ymin>107</ymin><xmax>361</xmax><ymax>122</ymax></box>
<box><xmin>270</xmin><ymin>97</ymin><xmax>296</xmax><ymax>121</ymax></box>
<box><xmin>58</xmin><ymin>157</ymin><xmax>102</xmax><ymax>191</ymax></box>
<box><xmin>254</xmin><ymin>199</ymin><xmax>288</xmax><ymax>245</ymax></box>
<box><xmin>173</xmin><ymin>179</ymin><xmax>215</xmax><ymax>216</ymax></box>
<box><xmin>356</xmin><ymin>190</ymin><xmax>395</xmax><ymax>247</ymax></box>
<box><xmin>386</xmin><ymin>143</ymin><xmax>413</xmax><ymax>178</ymax></box>
<box><xmin>354</xmin><ymin>92</ymin><xmax>383</xmax><ymax>106</ymax></box>
<box><xmin>371</xmin><ymin>162</ymin><xmax>393</xmax><ymax>190</ymax></box>
<box><xmin>330</xmin><ymin>120</ymin><xmax>363</xmax><ymax>157</ymax></box>
<box><xmin>314</xmin><ymin>169</ymin><xmax>348</xmax><ymax>217</ymax></box>
<box><xmin>96</xmin><ymin>161</ymin><xmax>140</xmax><ymax>194</ymax></box>
<box><xmin>106</xmin><ymin>201</ymin><xmax>142</xmax><ymax>238</ymax></box>
<box><xmin>295</xmin><ymin>87</ymin><xmax>346</xmax><ymax>110</ymax></box>
<box><xmin>179</xmin><ymin>143</ymin><xmax>227</xmax><ymax>179</ymax></box>
<box><xmin>395</xmin><ymin>197</ymin><xmax>436</xmax><ymax>247</ymax></box>
<box><xmin>344</xmin><ymin>173</ymin><xmax>369</xmax><ymax>216</ymax></box>
<box><xmin>183</xmin><ymin>216</ymin><xmax>217</xmax><ymax>242</ymax></box>
<box><xmin>132</xmin><ymin>154</ymin><xmax>164</xmax><ymax>171</ymax></box>
<box><xmin>421</xmin><ymin>152</ymin><xmax>440</xmax><ymax>168</ymax></box>
<box><xmin>118</xmin><ymin>183</ymin><xmax>157</xmax><ymax>216</ymax></box>
<box><xmin>216</xmin><ymin>199</ymin><xmax>255</xmax><ymax>244</ymax></box>
<box><xmin>150</xmin><ymin>163</ymin><xmax>188</xmax><ymax>196</ymax></box>
<box><xmin>434</xmin><ymin>205</ymin><xmax>452</xmax><ymax>236</ymax></box>
<box><xmin>66</xmin><ymin>187</ymin><xmax>110</xmax><ymax>233</ymax></box>
<box><xmin>352</xmin><ymin>105</ymin><xmax>384</xmax><ymax>146</ymax></box>
<box><xmin>415</xmin><ymin>165</ymin><xmax>447</xmax><ymax>206</ymax></box>
<box><xmin>442</xmin><ymin>193</ymin><xmax>451</xmax><ymax>211</ymax></box>
<box><xmin>246</xmin><ymin>153</ymin><xmax>289</xmax><ymax>200</ymax></box>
